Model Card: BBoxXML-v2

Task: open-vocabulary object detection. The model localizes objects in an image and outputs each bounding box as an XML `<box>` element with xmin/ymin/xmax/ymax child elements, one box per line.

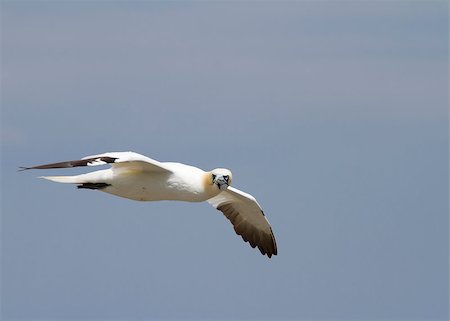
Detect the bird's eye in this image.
<box><xmin>223</xmin><ymin>175</ymin><xmax>229</xmax><ymax>182</ymax></box>
<box><xmin>212</xmin><ymin>174</ymin><xmax>216</xmax><ymax>181</ymax></box>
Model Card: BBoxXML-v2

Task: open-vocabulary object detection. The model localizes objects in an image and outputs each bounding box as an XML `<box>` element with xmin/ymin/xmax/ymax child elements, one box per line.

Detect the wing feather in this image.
<box><xmin>208</xmin><ymin>186</ymin><xmax>277</xmax><ymax>258</ymax></box>
<box><xmin>20</xmin><ymin>151</ymin><xmax>172</xmax><ymax>173</ymax></box>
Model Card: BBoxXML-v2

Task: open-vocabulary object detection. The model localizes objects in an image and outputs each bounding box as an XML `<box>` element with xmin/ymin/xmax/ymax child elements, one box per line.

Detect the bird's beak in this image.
<box><xmin>215</xmin><ymin>176</ymin><xmax>229</xmax><ymax>190</ymax></box>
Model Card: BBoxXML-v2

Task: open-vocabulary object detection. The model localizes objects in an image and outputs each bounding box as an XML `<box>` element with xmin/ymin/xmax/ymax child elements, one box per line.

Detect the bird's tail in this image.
<box><xmin>39</xmin><ymin>169</ymin><xmax>112</xmax><ymax>186</ymax></box>
<box><xmin>40</xmin><ymin>175</ymin><xmax>82</xmax><ymax>184</ymax></box>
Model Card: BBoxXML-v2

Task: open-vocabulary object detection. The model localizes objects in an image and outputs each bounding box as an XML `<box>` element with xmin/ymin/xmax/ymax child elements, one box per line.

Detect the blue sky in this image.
<box><xmin>1</xmin><ymin>1</ymin><xmax>448</xmax><ymax>320</ymax></box>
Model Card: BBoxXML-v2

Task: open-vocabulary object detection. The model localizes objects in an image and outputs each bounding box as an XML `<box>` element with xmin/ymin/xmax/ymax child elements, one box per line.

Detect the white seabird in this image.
<box><xmin>21</xmin><ymin>151</ymin><xmax>277</xmax><ymax>258</ymax></box>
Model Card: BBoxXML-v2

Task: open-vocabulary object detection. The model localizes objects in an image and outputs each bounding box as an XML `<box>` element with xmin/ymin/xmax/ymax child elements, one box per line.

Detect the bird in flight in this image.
<box><xmin>21</xmin><ymin>151</ymin><xmax>277</xmax><ymax>258</ymax></box>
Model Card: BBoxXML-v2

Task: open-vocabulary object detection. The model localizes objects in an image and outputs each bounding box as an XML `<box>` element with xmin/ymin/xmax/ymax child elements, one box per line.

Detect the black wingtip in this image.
<box><xmin>17</xmin><ymin>156</ymin><xmax>119</xmax><ymax>173</ymax></box>
<box><xmin>77</xmin><ymin>183</ymin><xmax>111</xmax><ymax>190</ymax></box>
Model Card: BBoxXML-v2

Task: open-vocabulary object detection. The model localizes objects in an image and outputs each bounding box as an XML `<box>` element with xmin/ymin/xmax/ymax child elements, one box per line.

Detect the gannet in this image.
<box><xmin>20</xmin><ymin>151</ymin><xmax>277</xmax><ymax>258</ymax></box>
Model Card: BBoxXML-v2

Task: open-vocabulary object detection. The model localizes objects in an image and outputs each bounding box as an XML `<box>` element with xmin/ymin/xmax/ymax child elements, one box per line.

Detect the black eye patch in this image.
<box><xmin>223</xmin><ymin>175</ymin><xmax>229</xmax><ymax>182</ymax></box>
<box><xmin>212</xmin><ymin>174</ymin><xmax>217</xmax><ymax>180</ymax></box>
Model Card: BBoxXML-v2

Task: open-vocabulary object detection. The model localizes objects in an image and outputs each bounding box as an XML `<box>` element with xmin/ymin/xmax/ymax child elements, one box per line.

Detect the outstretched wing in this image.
<box><xmin>19</xmin><ymin>151</ymin><xmax>172</xmax><ymax>173</ymax></box>
<box><xmin>207</xmin><ymin>186</ymin><xmax>277</xmax><ymax>258</ymax></box>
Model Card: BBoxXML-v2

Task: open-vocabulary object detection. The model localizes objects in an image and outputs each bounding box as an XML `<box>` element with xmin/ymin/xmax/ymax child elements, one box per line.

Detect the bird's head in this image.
<box><xmin>210</xmin><ymin>168</ymin><xmax>232</xmax><ymax>190</ymax></box>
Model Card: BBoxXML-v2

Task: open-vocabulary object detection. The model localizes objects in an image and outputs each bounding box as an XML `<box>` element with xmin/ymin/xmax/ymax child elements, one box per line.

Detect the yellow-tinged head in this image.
<box><xmin>210</xmin><ymin>168</ymin><xmax>232</xmax><ymax>190</ymax></box>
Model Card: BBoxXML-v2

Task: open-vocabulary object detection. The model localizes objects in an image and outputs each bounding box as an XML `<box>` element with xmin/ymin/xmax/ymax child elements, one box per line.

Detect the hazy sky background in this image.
<box><xmin>1</xmin><ymin>1</ymin><xmax>448</xmax><ymax>320</ymax></box>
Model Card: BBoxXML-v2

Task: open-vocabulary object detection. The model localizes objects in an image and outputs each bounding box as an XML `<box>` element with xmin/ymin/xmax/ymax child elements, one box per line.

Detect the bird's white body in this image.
<box><xmin>88</xmin><ymin>163</ymin><xmax>217</xmax><ymax>202</ymax></box>
<box><xmin>23</xmin><ymin>151</ymin><xmax>277</xmax><ymax>257</ymax></box>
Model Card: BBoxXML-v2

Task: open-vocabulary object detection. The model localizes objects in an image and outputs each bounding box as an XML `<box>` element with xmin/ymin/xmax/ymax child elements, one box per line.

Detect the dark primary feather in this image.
<box><xmin>217</xmin><ymin>203</ymin><xmax>277</xmax><ymax>258</ymax></box>
<box><xmin>19</xmin><ymin>156</ymin><xmax>117</xmax><ymax>171</ymax></box>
